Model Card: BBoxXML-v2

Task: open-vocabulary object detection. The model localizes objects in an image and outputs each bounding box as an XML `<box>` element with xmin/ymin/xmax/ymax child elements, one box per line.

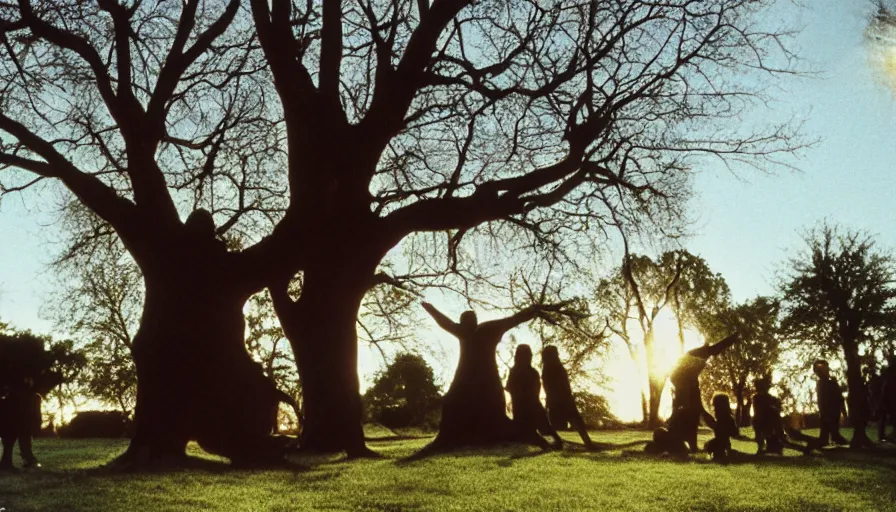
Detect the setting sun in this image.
<box><xmin>2</xmin><ymin>1</ymin><xmax>896</xmax><ymax>509</ymax></box>
<box><xmin>601</xmin><ymin>307</ymin><xmax>707</xmax><ymax>423</ymax></box>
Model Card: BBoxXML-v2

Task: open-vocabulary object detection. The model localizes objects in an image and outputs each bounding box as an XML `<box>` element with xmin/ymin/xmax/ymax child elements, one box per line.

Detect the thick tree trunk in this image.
<box><xmin>645</xmin><ymin>335</ymin><xmax>664</xmax><ymax>429</ymax></box>
<box><xmin>648</xmin><ymin>378</ymin><xmax>664</xmax><ymax>429</ymax></box>
<box><xmin>116</xmin><ymin>248</ymin><xmax>286</xmax><ymax>467</ymax></box>
<box><xmin>843</xmin><ymin>343</ymin><xmax>873</xmax><ymax>448</ymax></box>
<box><xmin>281</xmin><ymin>262</ymin><xmax>373</xmax><ymax>457</ymax></box>
<box><xmin>641</xmin><ymin>392</ymin><xmax>650</xmax><ymax>426</ymax></box>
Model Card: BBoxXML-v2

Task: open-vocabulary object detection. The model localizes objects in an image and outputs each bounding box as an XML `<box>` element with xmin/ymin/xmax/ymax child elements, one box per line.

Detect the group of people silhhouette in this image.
<box><xmin>424</xmin><ymin>301</ymin><xmax>896</xmax><ymax>462</ymax></box>
<box><xmin>421</xmin><ymin>301</ymin><xmax>594</xmax><ymax>449</ymax></box>
<box><xmin>506</xmin><ymin>344</ymin><xmax>595</xmax><ymax>450</ymax></box>
<box><xmin>646</xmin><ymin>335</ymin><xmax>896</xmax><ymax>461</ymax></box>
<box><xmin>3</xmin><ymin>299</ymin><xmax>896</xmax><ymax>470</ymax></box>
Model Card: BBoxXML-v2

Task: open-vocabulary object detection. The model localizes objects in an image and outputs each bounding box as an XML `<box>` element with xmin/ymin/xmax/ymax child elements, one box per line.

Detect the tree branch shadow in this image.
<box><xmin>398</xmin><ymin>441</ymin><xmax>550</xmax><ymax>465</ymax></box>
<box><xmin>92</xmin><ymin>453</ymin><xmax>309</xmax><ymax>475</ymax></box>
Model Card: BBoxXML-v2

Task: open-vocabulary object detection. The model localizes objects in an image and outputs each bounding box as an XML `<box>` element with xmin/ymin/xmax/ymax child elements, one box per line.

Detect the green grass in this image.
<box><xmin>1</xmin><ymin>429</ymin><xmax>894</xmax><ymax>511</ymax></box>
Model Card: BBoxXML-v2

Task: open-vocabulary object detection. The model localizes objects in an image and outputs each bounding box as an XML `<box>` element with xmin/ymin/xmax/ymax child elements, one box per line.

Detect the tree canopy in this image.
<box><xmin>0</xmin><ymin>0</ymin><xmax>807</xmax><ymax>459</ymax></box>
<box><xmin>364</xmin><ymin>352</ymin><xmax>442</xmax><ymax>430</ymax></box>
<box><xmin>779</xmin><ymin>222</ymin><xmax>896</xmax><ymax>447</ymax></box>
<box><xmin>700</xmin><ymin>296</ymin><xmax>782</xmax><ymax>425</ymax></box>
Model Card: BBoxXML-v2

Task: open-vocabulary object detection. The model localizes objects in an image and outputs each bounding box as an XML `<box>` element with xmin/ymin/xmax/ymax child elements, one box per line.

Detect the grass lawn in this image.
<box><xmin>1</xmin><ymin>428</ymin><xmax>894</xmax><ymax>511</ymax></box>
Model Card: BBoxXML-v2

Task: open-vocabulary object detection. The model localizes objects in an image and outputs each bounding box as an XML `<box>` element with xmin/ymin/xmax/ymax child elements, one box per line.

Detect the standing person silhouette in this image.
<box><xmin>808</xmin><ymin>360</ymin><xmax>849</xmax><ymax>450</ymax></box>
<box><xmin>1</xmin><ymin>371</ymin><xmax>60</xmax><ymax>470</ymax></box>
<box><xmin>0</xmin><ymin>378</ymin><xmax>39</xmax><ymax>470</ymax></box>
<box><xmin>877</xmin><ymin>355</ymin><xmax>896</xmax><ymax>442</ymax></box>
<box><xmin>703</xmin><ymin>393</ymin><xmax>740</xmax><ymax>462</ymax></box>
<box><xmin>506</xmin><ymin>344</ymin><xmax>561</xmax><ymax>449</ymax></box>
<box><xmin>1</xmin><ymin>337</ymin><xmax>62</xmax><ymax>471</ymax></box>
<box><xmin>422</xmin><ymin>302</ymin><xmax>558</xmax><ymax>448</ymax></box>
<box><xmin>541</xmin><ymin>345</ymin><xmax>595</xmax><ymax>449</ymax></box>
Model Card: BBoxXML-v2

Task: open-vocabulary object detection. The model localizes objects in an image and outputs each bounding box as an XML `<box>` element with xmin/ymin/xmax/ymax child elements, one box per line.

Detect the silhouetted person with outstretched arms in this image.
<box><xmin>671</xmin><ymin>334</ymin><xmax>738</xmax><ymax>452</ymax></box>
<box><xmin>645</xmin><ymin>334</ymin><xmax>738</xmax><ymax>456</ymax></box>
<box><xmin>423</xmin><ymin>302</ymin><xmax>560</xmax><ymax>449</ymax></box>
<box><xmin>541</xmin><ymin>345</ymin><xmax>594</xmax><ymax>449</ymax></box>
<box><xmin>806</xmin><ymin>360</ymin><xmax>849</xmax><ymax>450</ymax></box>
<box><xmin>506</xmin><ymin>344</ymin><xmax>561</xmax><ymax>449</ymax></box>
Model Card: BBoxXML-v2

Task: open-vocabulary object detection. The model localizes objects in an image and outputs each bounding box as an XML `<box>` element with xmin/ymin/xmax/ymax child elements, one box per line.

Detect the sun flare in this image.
<box><xmin>600</xmin><ymin>308</ymin><xmax>706</xmax><ymax>423</ymax></box>
<box><xmin>867</xmin><ymin>10</ymin><xmax>896</xmax><ymax>95</ymax></box>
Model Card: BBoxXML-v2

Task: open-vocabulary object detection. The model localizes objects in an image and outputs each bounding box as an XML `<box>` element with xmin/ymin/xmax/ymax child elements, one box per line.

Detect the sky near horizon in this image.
<box><xmin>1</xmin><ymin>2</ymin><xmax>895</xmax><ymax>420</ymax></box>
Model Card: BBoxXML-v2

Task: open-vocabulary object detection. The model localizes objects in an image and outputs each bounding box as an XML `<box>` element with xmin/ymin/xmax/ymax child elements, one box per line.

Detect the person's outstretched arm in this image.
<box><xmin>480</xmin><ymin>306</ymin><xmax>539</xmax><ymax>336</ymax></box>
<box><xmin>688</xmin><ymin>333</ymin><xmax>739</xmax><ymax>359</ymax></box>
<box><xmin>422</xmin><ymin>302</ymin><xmax>461</xmax><ymax>336</ymax></box>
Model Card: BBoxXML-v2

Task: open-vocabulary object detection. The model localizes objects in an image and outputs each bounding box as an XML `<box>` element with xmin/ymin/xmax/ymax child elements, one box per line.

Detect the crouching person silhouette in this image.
<box><xmin>752</xmin><ymin>376</ymin><xmax>786</xmax><ymax>455</ymax></box>
<box><xmin>703</xmin><ymin>393</ymin><xmax>739</xmax><ymax>462</ymax></box>
<box><xmin>506</xmin><ymin>345</ymin><xmax>561</xmax><ymax>449</ymax></box>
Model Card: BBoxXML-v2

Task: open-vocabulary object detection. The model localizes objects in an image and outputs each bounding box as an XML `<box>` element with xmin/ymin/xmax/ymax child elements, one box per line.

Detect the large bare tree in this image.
<box><xmin>2</xmin><ymin>0</ymin><xmax>804</xmax><ymax>458</ymax></box>
<box><xmin>254</xmin><ymin>0</ymin><xmax>804</xmax><ymax>453</ymax></box>
<box><xmin>0</xmin><ymin>0</ymin><xmax>294</xmax><ymax>465</ymax></box>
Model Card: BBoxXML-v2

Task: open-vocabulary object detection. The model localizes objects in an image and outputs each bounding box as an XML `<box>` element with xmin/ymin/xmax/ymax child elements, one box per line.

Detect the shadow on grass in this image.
<box><xmin>93</xmin><ymin>453</ymin><xmax>310</xmax><ymax>475</ymax></box>
<box><xmin>572</xmin><ymin>439</ymin><xmax>650</xmax><ymax>452</ymax></box>
<box><xmin>366</xmin><ymin>435</ymin><xmax>434</xmax><ymax>443</ymax></box>
<box><xmin>12</xmin><ymin>433</ymin><xmax>896</xmax><ymax>476</ymax></box>
<box><xmin>590</xmin><ymin>444</ymin><xmax>896</xmax><ymax>473</ymax></box>
<box><xmin>398</xmin><ymin>441</ymin><xmax>551</xmax><ymax>465</ymax></box>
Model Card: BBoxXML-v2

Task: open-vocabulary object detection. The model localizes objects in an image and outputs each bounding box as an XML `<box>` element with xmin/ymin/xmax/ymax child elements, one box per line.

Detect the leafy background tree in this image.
<box><xmin>595</xmin><ymin>253</ymin><xmax>678</xmax><ymax>427</ymax></box>
<box><xmin>595</xmin><ymin>250</ymin><xmax>729</xmax><ymax>427</ymax></box>
<box><xmin>0</xmin><ymin>325</ymin><xmax>86</xmax><ymax>429</ymax></box>
<box><xmin>573</xmin><ymin>392</ymin><xmax>619</xmax><ymax>429</ymax></box>
<box><xmin>364</xmin><ymin>353</ymin><xmax>442</xmax><ymax>430</ymax></box>
<box><xmin>779</xmin><ymin>222</ymin><xmax>896</xmax><ymax>447</ymax></box>
<box><xmin>244</xmin><ymin>289</ymin><xmax>302</xmax><ymax>433</ymax></box>
<box><xmin>700</xmin><ymin>296</ymin><xmax>782</xmax><ymax>426</ymax></box>
<box><xmin>48</xmin><ymin>206</ymin><xmax>141</xmax><ymax>416</ymax></box>
<box><xmin>671</xmin><ymin>252</ymin><xmax>732</xmax><ymax>354</ymax></box>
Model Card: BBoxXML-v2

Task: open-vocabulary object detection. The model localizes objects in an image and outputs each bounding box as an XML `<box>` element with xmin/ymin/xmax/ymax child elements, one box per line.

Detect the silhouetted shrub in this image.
<box><xmin>58</xmin><ymin>411</ymin><xmax>131</xmax><ymax>439</ymax></box>
<box><xmin>573</xmin><ymin>392</ymin><xmax>619</xmax><ymax>429</ymax></box>
<box><xmin>364</xmin><ymin>353</ymin><xmax>442</xmax><ymax>430</ymax></box>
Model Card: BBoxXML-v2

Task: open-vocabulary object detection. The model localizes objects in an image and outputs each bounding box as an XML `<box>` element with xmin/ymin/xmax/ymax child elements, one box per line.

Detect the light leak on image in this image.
<box><xmin>866</xmin><ymin>5</ymin><xmax>896</xmax><ymax>94</ymax></box>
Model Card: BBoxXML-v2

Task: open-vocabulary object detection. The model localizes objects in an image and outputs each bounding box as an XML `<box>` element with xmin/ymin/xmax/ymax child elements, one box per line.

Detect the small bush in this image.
<box><xmin>58</xmin><ymin>411</ymin><xmax>132</xmax><ymax>439</ymax></box>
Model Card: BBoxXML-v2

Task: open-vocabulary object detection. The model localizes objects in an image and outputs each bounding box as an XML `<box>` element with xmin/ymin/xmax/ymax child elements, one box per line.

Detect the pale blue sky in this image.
<box><xmin>685</xmin><ymin>0</ymin><xmax>896</xmax><ymax>304</ymax></box>
<box><xmin>1</xmin><ymin>2</ymin><xmax>895</xmax><ymax>400</ymax></box>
